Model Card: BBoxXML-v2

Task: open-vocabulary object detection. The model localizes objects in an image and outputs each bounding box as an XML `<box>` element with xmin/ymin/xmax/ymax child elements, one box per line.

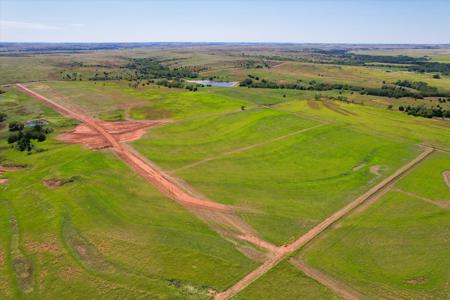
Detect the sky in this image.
<box><xmin>1</xmin><ymin>0</ymin><xmax>449</xmax><ymax>44</ymax></box>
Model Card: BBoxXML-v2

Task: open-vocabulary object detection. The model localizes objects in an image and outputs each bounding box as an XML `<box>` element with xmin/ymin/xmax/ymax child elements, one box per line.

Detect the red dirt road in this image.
<box><xmin>215</xmin><ymin>146</ymin><xmax>433</xmax><ymax>300</ymax></box>
<box><xmin>17</xmin><ymin>84</ymin><xmax>230</xmax><ymax>212</ymax></box>
<box><xmin>17</xmin><ymin>84</ymin><xmax>277</xmax><ymax>255</ymax></box>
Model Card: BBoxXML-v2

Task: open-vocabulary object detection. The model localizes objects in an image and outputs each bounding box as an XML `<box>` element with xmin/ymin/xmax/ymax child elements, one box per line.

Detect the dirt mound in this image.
<box><xmin>442</xmin><ymin>171</ymin><xmax>450</xmax><ymax>189</ymax></box>
<box><xmin>370</xmin><ymin>165</ymin><xmax>381</xmax><ymax>176</ymax></box>
<box><xmin>43</xmin><ymin>176</ymin><xmax>78</xmax><ymax>188</ymax></box>
<box><xmin>58</xmin><ymin>120</ymin><xmax>170</xmax><ymax>149</ymax></box>
<box><xmin>0</xmin><ymin>164</ymin><xmax>26</xmax><ymax>172</ymax></box>
<box><xmin>406</xmin><ymin>276</ymin><xmax>426</xmax><ymax>285</ymax></box>
<box><xmin>307</xmin><ymin>100</ymin><xmax>321</xmax><ymax>110</ymax></box>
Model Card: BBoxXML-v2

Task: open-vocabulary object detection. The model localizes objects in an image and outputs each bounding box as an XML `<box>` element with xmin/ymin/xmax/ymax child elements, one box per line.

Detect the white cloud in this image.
<box><xmin>70</xmin><ymin>23</ymin><xmax>85</xmax><ymax>27</ymax></box>
<box><xmin>0</xmin><ymin>20</ymin><xmax>63</xmax><ymax>31</ymax></box>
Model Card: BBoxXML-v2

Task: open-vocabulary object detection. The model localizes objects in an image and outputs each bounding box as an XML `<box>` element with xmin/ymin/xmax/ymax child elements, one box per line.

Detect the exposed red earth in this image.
<box><xmin>16</xmin><ymin>84</ymin><xmax>275</xmax><ymax>257</ymax></box>
<box><xmin>17</xmin><ymin>84</ymin><xmax>435</xmax><ymax>299</ymax></box>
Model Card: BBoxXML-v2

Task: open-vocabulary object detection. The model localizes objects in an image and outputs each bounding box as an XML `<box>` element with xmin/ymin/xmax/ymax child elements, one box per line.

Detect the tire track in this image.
<box><xmin>171</xmin><ymin>123</ymin><xmax>325</xmax><ymax>173</ymax></box>
<box><xmin>215</xmin><ymin>146</ymin><xmax>433</xmax><ymax>300</ymax></box>
<box><xmin>16</xmin><ymin>83</ymin><xmax>276</xmax><ymax>257</ymax></box>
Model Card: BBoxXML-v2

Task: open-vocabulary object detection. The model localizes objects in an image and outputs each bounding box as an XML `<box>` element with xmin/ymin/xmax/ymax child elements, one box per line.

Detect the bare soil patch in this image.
<box><xmin>406</xmin><ymin>276</ymin><xmax>426</xmax><ymax>285</ymax></box>
<box><xmin>25</xmin><ymin>240</ymin><xmax>60</xmax><ymax>255</ymax></box>
<box><xmin>442</xmin><ymin>171</ymin><xmax>450</xmax><ymax>189</ymax></box>
<box><xmin>57</xmin><ymin>119</ymin><xmax>170</xmax><ymax>149</ymax></box>
<box><xmin>322</xmin><ymin>100</ymin><xmax>357</xmax><ymax>116</ymax></box>
<box><xmin>0</xmin><ymin>178</ymin><xmax>8</xmax><ymax>184</ymax></box>
<box><xmin>0</xmin><ymin>164</ymin><xmax>26</xmax><ymax>172</ymax></box>
<box><xmin>307</xmin><ymin>100</ymin><xmax>321</xmax><ymax>110</ymax></box>
<box><xmin>43</xmin><ymin>176</ymin><xmax>78</xmax><ymax>188</ymax></box>
<box><xmin>370</xmin><ymin>165</ymin><xmax>381</xmax><ymax>176</ymax></box>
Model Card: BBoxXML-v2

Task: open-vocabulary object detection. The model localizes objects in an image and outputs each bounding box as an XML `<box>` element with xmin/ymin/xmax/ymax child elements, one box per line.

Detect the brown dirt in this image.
<box><xmin>215</xmin><ymin>147</ymin><xmax>433</xmax><ymax>300</ymax></box>
<box><xmin>271</xmin><ymin>62</ymin><xmax>287</xmax><ymax>69</ymax></box>
<box><xmin>406</xmin><ymin>276</ymin><xmax>426</xmax><ymax>285</ymax></box>
<box><xmin>370</xmin><ymin>165</ymin><xmax>381</xmax><ymax>176</ymax></box>
<box><xmin>289</xmin><ymin>258</ymin><xmax>362</xmax><ymax>300</ymax></box>
<box><xmin>442</xmin><ymin>171</ymin><xmax>450</xmax><ymax>189</ymax></box>
<box><xmin>0</xmin><ymin>178</ymin><xmax>8</xmax><ymax>184</ymax></box>
<box><xmin>57</xmin><ymin>120</ymin><xmax>170</xmax><ymax>149</ymax></box>
<box><xmin>43</xmin><ymin>177</ymin><xmax>77</xmax><ymax>188</ymax></box>
<box><xmin>17</xmin><ymin>84</ymin><xmax>274</xmax><ymax>257</ymax></box>
<box><xmin>0</xmin><ymin>164</ymin><xmax>26</xmax><ymax>172</ymax></box>
<box><xmin>307</xmin><ymin>100</ymin><xmax>321</xmax><ymax>110</ymax></box>
<box><xmin>322</xmin><ymin>100</ymin><xmax>357</xmax><ymax>116</ymax></box>
<box><xmin>25</xmin><ymin>240</ymin><xmax>60</xmax><ymax>255</ymax></box>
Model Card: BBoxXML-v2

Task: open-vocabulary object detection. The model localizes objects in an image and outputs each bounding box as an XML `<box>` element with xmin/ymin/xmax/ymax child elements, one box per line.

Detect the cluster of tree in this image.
<box><xmin>398</xmin><ymin>104</ymin><xmax>450</xmax><ymax>118</ymax></box>
<box><xmin>0</xmin><ymin>112</ymin><xmax>6</xmax><ymax>122</ymax></box>
<box><xmin>125</xmin><ymin>58</ymin><xmax>198</xmax><ymax>80</ymax></box>
<box><xmin>240</xmin><ymin>60</ymin><xmax>269</xmax><ymax>69</ymax></box>
<box><xmin>240</xmin><ymin>75</ymin><xmax>449</xmax><ymax>99</ymax></box>
<box><xmin>7</xmin><ymin>122</ymin><xmax>52</xmax><ymax>152</ymax></box>
<box><xmin>407</xmin><ymin>62</ymin><xmax>450</xmax><ymax>75</ymax></box>
<box><xmin>61</xmin><ymin>71</ymin><xmax>83</xmax><ymax>81</ymax></box>
<box><xmin>155</xmin><ymin>79</ymin><xmax>198</xmax><ymax>91</ymax></box>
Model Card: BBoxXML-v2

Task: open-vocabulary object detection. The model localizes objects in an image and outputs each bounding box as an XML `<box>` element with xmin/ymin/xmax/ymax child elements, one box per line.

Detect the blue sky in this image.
<box><xmin>1</xmin><ymin>0</ymin><xmax>449</xmax><ymax>43</ymax></box>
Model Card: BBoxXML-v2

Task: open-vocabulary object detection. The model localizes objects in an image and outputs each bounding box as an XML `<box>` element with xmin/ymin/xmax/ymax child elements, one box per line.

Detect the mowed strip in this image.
<box><xmin>215</xmin><ymin>146</ymin><xmax>433</xmax><ymax>300</ymax></box>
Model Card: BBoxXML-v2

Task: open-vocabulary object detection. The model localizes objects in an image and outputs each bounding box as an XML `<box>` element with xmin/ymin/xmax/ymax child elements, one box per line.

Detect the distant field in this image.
<box><xmin>26</xmin><ymin>81</ymin><xmax>250</xmax><ymax>121</ymax></box>
<box><xmin>299</xmin><ymin>153</ymin><xmax>450</xmax><ymax>299</ymax></box>
<box><xmin>1</xmin><ymin>44</ymin><xmax>450</xmax><ymax>299</ymax></box>
<box><xmin>352</xmin><ymin>48</ymin><xmax>450</xmax><ymax>63</ymax></box>
<box><xmin>244</xmin><ymin>62</ymin><xmax>450</xmax><ymax>92</ymax></box>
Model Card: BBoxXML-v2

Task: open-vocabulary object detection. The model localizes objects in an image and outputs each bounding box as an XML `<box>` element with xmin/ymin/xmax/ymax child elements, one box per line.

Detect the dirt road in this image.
<box><xmin>215</xmin><ymin>146</ymin><xmax>433</xmax><ymax>300</ymax></box>
<box><xmin>16</xmin><ymin>84</ymin><xmax>276</xmax><ymax>256</ymax></box>
<box><xmin>288</xmin><ymin>258</ymin><xmax>362</xmax><ymax>300</ymax></box>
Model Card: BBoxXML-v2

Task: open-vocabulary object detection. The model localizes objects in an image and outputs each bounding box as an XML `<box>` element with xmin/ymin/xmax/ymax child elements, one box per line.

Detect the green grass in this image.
<box><xmin>275</xmin><ymin>100</ymin><xmax>450</xmax><ymax>150</ymax></box>
<box><xmin>133</xmin><ymin>108</ymin><xmax>317</xmax><ymax>170</ymax></box>
<box><xmin>300</xmin><ymin>189</ymin><xmax>450</xmax><ymax>299</ymax></box>
<box><xmin>27</xmin><ymin>81</ymin><xmax>250</xmax><ymax>121</ymax></box>
<box><xmin>232</xmin><ymin>261</ymin><xmax>341</xmax><ymax>300</ymax></box>
<box><xmin>135</xmin><ymin>102</ymin><xmax>420</xmax><ymax>245</ymax></box>
<box><xmin>0</xmin><ymin>88</ymin><xmax>257</xmax><ymax>299</ymax></box>
<box><xmin>396</xmin><ymin>152</ymin><xmax>450</xmax><ymax>200</ymax></box>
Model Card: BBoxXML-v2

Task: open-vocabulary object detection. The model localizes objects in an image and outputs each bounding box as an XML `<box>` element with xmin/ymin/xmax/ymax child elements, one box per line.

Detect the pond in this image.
<box><xmin>185</xmin><ymin>80</ymin><xmax>238</xmax><ymax>87</ymax></box>
<box><xmin>25</xmin><ymin>120</ymin><xmax>48</xmax><ymax>127</ymax></box>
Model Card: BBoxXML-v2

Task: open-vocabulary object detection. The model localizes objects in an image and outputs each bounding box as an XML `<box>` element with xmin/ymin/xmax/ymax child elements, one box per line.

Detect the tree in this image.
<box><xmin>9</xmin><ymin>121</ymin><xmax>24</xmax><ymax>131</ymax></box>
<box><xmin>0</xmin><ymin>112</ymin><xmax>6</xmax><ymax>122</ymax></box>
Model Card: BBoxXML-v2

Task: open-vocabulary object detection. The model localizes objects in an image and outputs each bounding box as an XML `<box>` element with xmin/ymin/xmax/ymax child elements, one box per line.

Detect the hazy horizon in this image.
<box><xmin>1</xmin><ymin>0</ymin><xmax>450</xmax><ymax>44</ymax></box>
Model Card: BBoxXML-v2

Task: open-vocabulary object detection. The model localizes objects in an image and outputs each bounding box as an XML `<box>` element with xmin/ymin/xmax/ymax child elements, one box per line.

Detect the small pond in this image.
<box><xmin>185</xmin><ymin>80</ymin><xmax>238</xmax><ymax>87</ymax></box>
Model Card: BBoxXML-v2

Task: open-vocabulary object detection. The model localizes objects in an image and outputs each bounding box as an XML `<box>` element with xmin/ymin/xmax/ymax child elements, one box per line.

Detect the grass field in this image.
<box><xmin>1</xmin><ymin>44</ymin><xmax>450</xmax><ymax>299</ymax></box>
<box><xmin>26</xmin><ymin>81</ymin><xmax>250</xmax><ymax>121</ymax></box>
<box><xmin>0</xmin><ymin>88</ymin><xmax>257</xmax><ymax>299</ymax></box>
<box><xmin>232</xmin><ymin>261</ymin><xmax>341</xmax><ymax>300</ymax></box>
<box><xmin>298</xmin><ymin>152</ymin><xmax>450</xmax><ymax>298</ymax></box>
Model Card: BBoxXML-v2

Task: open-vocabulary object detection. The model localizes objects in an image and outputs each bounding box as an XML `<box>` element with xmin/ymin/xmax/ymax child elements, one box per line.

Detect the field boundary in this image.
<box><xmin>288</xmin><ymin>258</ymin><xmax>362</xmax><ymax>300</ymax></box>
<box><xmin>215</xmin><ymin>146</ymin><xmax>433</xmax><ymax>300</ymax></box>
<box><xmin>171</xmin><ymin>123</ymin><xmax>326</xmax><ymax>173</ymax></box>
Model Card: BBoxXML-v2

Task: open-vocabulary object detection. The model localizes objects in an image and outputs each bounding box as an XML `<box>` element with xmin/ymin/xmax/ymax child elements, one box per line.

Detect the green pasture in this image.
<box><xmin>0</xmin><ymin>88</ymin><xmax>257</xmax><ymax>299</ymax></box>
